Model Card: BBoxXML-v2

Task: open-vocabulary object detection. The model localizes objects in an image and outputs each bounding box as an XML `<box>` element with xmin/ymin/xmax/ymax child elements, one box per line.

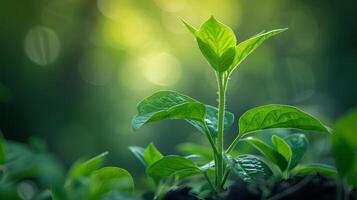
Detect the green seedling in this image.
<box><xmin>332</xmin><ymin>109</ymin><xmax>357</xmax><ymax>188</ymax></box>
<box><xmin>54</xmin><ymin>152</ymin><xmax>135</xmax><ymax>200</ymax></box>
<box><xmin>0</xmin><ymin>132</ymin><xmax>140</xmax><ymax>200</ymax></box>
<box><xmin>132</xmin><ymin>16</ymin><xmax>335</xmax><ymax>194</ymax></box>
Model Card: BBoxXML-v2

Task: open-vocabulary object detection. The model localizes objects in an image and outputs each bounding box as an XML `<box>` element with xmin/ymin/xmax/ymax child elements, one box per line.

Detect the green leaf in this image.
<box><xmin>147</xmin><ymin>156</ymin><xmax>201</xmax><ymax>178</ymax></box>
<box><xmin>284</xmin><ymin>134</ymin><xmax>308</xmax><ymax>170</ymax></box>
<box><xmin>101</xmin><ymin>193</ymin><xmax>144</xmax><ymax>200</ymax></box>
<box><xmin>195</xmin><ymin>16</ymin><xmax>236</xmax><ymax>72</ymax></box>
<box><xmin>128</xmin><ymin>146</ymin><xmax>146</xmax><ymax>166</ymax></box>
<box><xmin>291</xmin><ymin>163</ymin><xmax>337</xmax><ymax>178</ymax></box>
<box><xmin>144</xmin><ymin>143</ymin><xmax>163</xmax><ymax>166</ymax></box>
<box><xmin>66</xmin><ymin>152</ymin><xmax>108</xmax><ymax>185</ymax></box>
<box><xmin>0</xmin><ymin>132</ymin><xmax>6</xmax><ymax>164</ymax></box>
<box><xmin>272</xmin><ymin>135</ymin><xmax>292</xmax><ymax>163</ymax></box>
<box><xmin>332</xmin><ymin>109</ymin><xmax>357</xmax><ymax>186</ymax></box>
<box><xmin>132</xmin><ymin>91</ymin><xmax>206</xmax><ymax>130</ymax></box>
<box><xmin>227</xmin><ymin>28</ymin><xmax>287</xmax><ymax>75</ymax></box>
<box><xmin>238</xmin><ymin>104</ymin><xmax>330</xmax><ymax>138</ymax></box>
<box><xmin>187</xmin><ymin>105</ymin><xmax>234</xmax><ymax>137</ymax></box>
<box><xmin>225</xmin><ymin>154</ymin><xmax>273</xmax><ymax>183</ymax></box>
<box><xmin>133</xmin><ymin>91</ymin><xmax>234</xmax><ymax>138</ymax></box>
<box><xmin>4</xmin><ymin>141</ymin><xmax>64</xmax><ymax>185</ymax></box>
<box><xmin>176</xmin><ymin>143</ymin><xmax>213</xmax><ymax>161</ymax></box>
<box><xmin>272</xmin><ymin>134</ymin><xmax>308</xmax><ymax>171</ymax></box>
<box><xmin>89</xmin><ymin>167</ymin><xmax>134</xmax><ymax>199</ymax></box>
<box><xmin>181</xmin><ymin>19</ymin><xmax>197</xmax><ymax>36</ymax></box>
<box><xmin>243</xmin><ymin>137</ymin><xmax>287</xmax><ymax>171</ymax></box>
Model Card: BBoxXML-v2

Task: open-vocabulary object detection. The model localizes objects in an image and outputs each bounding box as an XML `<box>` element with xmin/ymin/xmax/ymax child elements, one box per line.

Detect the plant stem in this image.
<box><xmin>203</xmin><ymin>123</ymin><xmax>219</xmax><ymax>155</ymax></box>
<box><xmin>226</xmin><ymin>134</ymin><xmax>241</xmax><ymax>154</ymax></box>
<box><xmin>216</xmin><ymin>72</ymin><xmax>226</xmax><ymax>191</ymax></box>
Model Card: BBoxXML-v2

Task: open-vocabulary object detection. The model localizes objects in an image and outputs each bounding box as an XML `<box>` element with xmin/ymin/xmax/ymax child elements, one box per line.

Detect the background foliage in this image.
<box><xmin>0</xmin><ymin>0</ymin><xmax>356</xmax><ymax>190</ymax></box>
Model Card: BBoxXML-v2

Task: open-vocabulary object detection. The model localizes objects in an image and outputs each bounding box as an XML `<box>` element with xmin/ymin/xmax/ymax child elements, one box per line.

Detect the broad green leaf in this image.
<box><xmin>66</xmin><ymin>152</ymin><xmax>108</xmax><ymax>185</ymax></box>
<box><xmin>89</xmin><ymin>167</ymin><xmax>134</xmax><ymax>199</ymax></box>
<box><xmin>284</xmin><ymin>134</ymin><xmax>308</xmax><ymax>170</ymax></box>
<box><xmin>291</xmin><ymin>163</ymin><xmax>337</xmax><ymax>178</ymax></box>
<box><xmin>187</xmin><ymin>105</ymin><xmax>234</xmax><ymax>137</ymax></box>
<box><xmin>147</xmin><ymin>156</ymin><xmax>201</xmax><ymax>178</ymax></box>
<box><xmin>0</xmin><ymin>132</ymin><xmax>6</xmax><ymax>164</ymax></box>
<box><xmin>243</xmin><ymin>137</ymin><xmax>287</xmax><ymax>171</ymax></box>
<box><xmin>133</xmin><ymin>91</ymin><xmax>234</xmax><ymax>138</ymax></box>
<box><xmin>332</xmin><ymin>109</ymin><xmax>357</xmax><ymax>186</ymax></box>
<box><xmin>227</xmin><ymin>29</ymin><xmax>287</xmax><ymax>75</ymax></box>
<box><xmin>176</xmin><ymin>143</ymin><xmax>213</xmax><ymax>161</ymax></box>
<box><xmin>132</xmin><ymin>91</ymin><xmax>206</xmax><ymax>130</ymax></box>
<box><xmin>225</xmin><ymin>154</ymin><xmax>273</xmax><ymax>183</ymax></box>
<box><xmin>239</xmin><ymin>104</ymin><xmax>330</xmax><ymax>138</ymax></box>
<box><xmin>144</xmin><ymin>143</ymin><xmax>163</xmax><ymax>166</ymax></box>
<box><xmin>187</xmin><ymin>16</ymin><xmax>236</xmax><ymax>72</ymax></box>
<box><xmin>128</xmin><ymin>146</ymin><xmax>146</xmax><ymax>166</ymax></box>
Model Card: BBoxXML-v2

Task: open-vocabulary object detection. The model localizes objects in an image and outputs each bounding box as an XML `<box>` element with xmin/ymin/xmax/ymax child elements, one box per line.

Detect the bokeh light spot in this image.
<box><xmin>154</xmin><ymin>0</ymin><xmax>187</xmax><ymax>12</ymax></box>
<box><xmin>142</xmin><ymin>52</ymin><xmax>182</xmax><ymax>86</ymax></box>
<box><xmin>97</xmin><ymin>0</ymin><xmax>123</xmax><ymax>20</ymax></box>
<box><xmin>24</xmin><ymin>26</ymin><xmax>60</xmax><ymax>66</ymax></box>
<box><xmin>17</xmin><ymin>181</ymin><xmax>37</xmax><ymax>200</ymax></box>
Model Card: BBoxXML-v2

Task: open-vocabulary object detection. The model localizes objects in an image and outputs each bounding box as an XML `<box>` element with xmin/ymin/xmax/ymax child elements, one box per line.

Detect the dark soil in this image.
<box><xmin>163</xmin><ymin>187</ymin><xmax>200</xmax><ymax>200</ymax></box>
<box><xmin>163</xmin><ymin>175</ymin><xmax>357</xmax><ymax>200</ymax></box>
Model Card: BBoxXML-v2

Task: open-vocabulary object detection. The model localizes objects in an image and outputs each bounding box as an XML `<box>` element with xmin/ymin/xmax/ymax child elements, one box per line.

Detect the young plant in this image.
<box><xmin>332</xmin><ymin>109</ymin><xmax>357</xmax><ymax>189</ymax></box>
<box><xmin>53</xmin><ymin>152</ymin><xmax>136</xmax><ymax>200</ymax></box>
<box><xmin>131</xmin><ymin>16</ymin><xmax>333</xmax><ymax>193</ymax></box>
<box><xmin>0</xmin><ymin>132</ymin><xmax>137</xmax><ymax>200</ymax></box>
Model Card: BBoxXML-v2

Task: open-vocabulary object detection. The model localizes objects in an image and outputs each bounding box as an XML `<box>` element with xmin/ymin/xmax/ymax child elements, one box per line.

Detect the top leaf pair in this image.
<box><xmin>182</xmin><ymin>17</ymin><xmax>287</xmax><ymax>74</ymax></box>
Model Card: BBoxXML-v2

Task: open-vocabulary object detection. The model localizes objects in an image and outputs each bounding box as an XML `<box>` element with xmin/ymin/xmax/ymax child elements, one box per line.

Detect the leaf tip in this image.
<box><xmin>180</xmin><ymin>18</ymin><xmax>197</xmax><ymax>36</ymax></box>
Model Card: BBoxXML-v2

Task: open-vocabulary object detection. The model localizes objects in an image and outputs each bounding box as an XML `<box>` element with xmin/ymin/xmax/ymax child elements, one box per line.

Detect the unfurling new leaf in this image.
<box><xmin>183</xmin><ymin>17</ymin><xmax>237</xmax><ymax>72</ymax></box>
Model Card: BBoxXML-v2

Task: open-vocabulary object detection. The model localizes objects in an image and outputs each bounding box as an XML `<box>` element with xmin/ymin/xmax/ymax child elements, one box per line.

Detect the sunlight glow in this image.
<box><xmin>142</xmin><ymin>52</ymin><xmax>182</xmax><ymax>86</ymax></box>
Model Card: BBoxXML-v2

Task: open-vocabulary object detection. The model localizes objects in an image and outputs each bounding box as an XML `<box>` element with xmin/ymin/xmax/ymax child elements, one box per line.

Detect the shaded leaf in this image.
<box><xmin>4</xmin><ymin>141</ymin><xmax>64</xmax><ymax>185</ymax></box>
<box><xmin>90</xmin><ymin>167</ymin><xmax>134</xmax><ymax>199</ymax></box>
<box><xmin>284</xmin><ymin>134</ymin><xmax>308</xmax><ymax>170</ymax></box>
<box><xmin>225</xmin><ymin>154</ymin><xmax>273</xmax><ymax>183</ymax></box>
<box><xmin>128</xmin><ymin>146</ymin><xmax>146</xmax><ymax>166</ymax></box>
<box><xmin>187</xmin><ymin>105</ymin><xmax>234</xmax><ymax>137</ymax></box>
<box><xmin>199</xmin><ymin>161</ymin><xmax>215</xmax><ymax>172</ymax></box>
<box><xmin>144</xmin><ymin>143</ymin><xmax>163</xmax><ymax>166</ymax></box>
<box><xmin>272</xmin><ymin>135</ymin><xmax>292</xmax><ymax>163</ymax></box>
<box><xmin>332</xmin><ymin>109</ymin><xmax>357</xmax><ymax>186</ymax></box>
<box><xmin>228</xmin><ymin>29</ymin><xmax>287</xmax><ymax>75</ymax></box>
<box><xmin>147</xmin><ymin>156</ymin><xmax>200</xmax><ymax>178</ymax></box>
<box><xmin>0</xmin><ymin>132</ymin><xmax>6</xmax><ymax>164</ymax></box>
<box><xmin>66</xmin><ymin>152</ymin><xmax>108</xmax><ymax>185</ymax></box>
<box><xmin>176</xmin><ymin>143</ymin><xmax>213</xmax><ymax>161</ymax></box>
<box><xmin>243</xmin><ymin>137</ymin><xmax>287</xmax><ymax>171</ymax></box>
<box><xmin>239</xmin><ymin>104</ymin><xmax>330</xmax><ymax>138</ymax></box>
<box><xmin>101</xmin><ymin>193</ymin><xmax>144</xmax><ymax>200</ymax></box>
<box><xmin>291</xmin><ymin>163</ymin><xmax>337</xmax><ymax>178</ymax></box>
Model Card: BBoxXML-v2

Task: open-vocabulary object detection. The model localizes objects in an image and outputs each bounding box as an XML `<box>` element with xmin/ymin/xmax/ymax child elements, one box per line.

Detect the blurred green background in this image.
<box><xmin>0</xmin><ymin>0</ymin><xmax>356</xmax><ymax>186</ymax></box>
